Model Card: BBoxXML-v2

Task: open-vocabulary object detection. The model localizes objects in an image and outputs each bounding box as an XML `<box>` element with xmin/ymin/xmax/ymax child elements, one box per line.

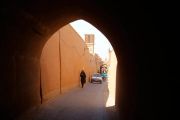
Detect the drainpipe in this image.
<box><xmin>40</xmin><ymin>65</ymin><xmax>43</xmax><ymax>103</ymax></box>
<box><xmin>59</xmin><ymin>29</ymin><xmax>62</xmax><ymax>93</ymax></box>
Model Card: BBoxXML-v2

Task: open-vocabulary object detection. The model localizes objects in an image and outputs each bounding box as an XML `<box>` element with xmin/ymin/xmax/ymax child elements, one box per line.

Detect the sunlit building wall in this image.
<box><xmin>40</xmin><ymin>24</ymin><xmax>100</xmax><ymax>101</ymax></box>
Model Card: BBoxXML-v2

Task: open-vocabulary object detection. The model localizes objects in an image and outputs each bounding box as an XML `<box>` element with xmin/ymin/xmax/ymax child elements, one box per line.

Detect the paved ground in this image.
<box><xmin>16</xmin><ymin>81</ymin><xmax>119</xmax><ymax>120</ymax></box>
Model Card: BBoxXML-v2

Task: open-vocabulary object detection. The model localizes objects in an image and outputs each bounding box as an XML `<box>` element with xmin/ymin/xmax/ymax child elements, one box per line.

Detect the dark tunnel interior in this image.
<box><xmin>0</xmin><ymin>0</ymin><xmax>175</xmax><ymax>120</ymax></box>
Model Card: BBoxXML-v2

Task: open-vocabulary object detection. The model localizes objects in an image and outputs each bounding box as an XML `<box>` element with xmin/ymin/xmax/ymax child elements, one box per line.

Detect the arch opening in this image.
<box><xmin>40</xmin><ymin>20</ymin><xmax>118</xmax><ymax>109</ymax></box>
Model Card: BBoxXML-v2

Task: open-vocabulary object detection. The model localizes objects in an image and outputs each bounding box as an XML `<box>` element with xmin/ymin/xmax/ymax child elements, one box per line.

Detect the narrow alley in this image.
<box><xmin>16</xmin><ymin>81</ymin><xmax>118</xmax><ymax>120</ymax></box>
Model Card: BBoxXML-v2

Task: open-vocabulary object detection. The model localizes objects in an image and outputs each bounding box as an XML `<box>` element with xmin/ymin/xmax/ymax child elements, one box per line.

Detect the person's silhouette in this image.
<box><xmin>80</xmin><ymin>70</ymin><xmax>86</xmax><ymax>88</ymax></box>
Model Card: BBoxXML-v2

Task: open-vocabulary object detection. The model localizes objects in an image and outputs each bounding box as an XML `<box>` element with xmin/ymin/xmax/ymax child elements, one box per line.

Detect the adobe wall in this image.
<box><xmin>40</xmin><ymin>30</ymin><xmax>60</xmax><ymax>101</ymax></box>
<box><xmin>60</xmin><ymin>25</ymin><xmax>86</xmax><ymax>92</ymax></box>
<box><xmin>40</xmin><ymin>24</ymin><xmax>98</xmax><ymax>100</ymax></box>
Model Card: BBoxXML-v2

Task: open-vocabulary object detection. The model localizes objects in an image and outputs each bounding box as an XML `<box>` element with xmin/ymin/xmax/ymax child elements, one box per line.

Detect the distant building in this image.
<box><xmin>94</xmin><ymin>53</ymin><xmax>103</xmax><ymax>72</ymax></box>
<box><xmin>85</xmin><ymin>34</ymin><xmax>95</xmax><ymax>54</ymax></box>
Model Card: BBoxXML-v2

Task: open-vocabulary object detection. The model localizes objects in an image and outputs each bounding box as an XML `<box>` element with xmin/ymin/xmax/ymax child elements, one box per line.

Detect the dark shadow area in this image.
<box><xmin>16</xmin><ymin>82</ymin><xmax>110</xmax><ymax>120</ymax></box>
<box><xmin>0</xmin><ymin>0</ymin><xmax>175</xmax><ymax>120</ymax></box>
<box><xmin>106</xmin><ymin>106</ymin><xmax>120</xmax><ymax>120</ymax></box>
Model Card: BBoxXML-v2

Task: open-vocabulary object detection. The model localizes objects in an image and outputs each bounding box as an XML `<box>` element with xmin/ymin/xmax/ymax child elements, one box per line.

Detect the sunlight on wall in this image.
<box><xmin>106</xmin><ymin>50</ymin><xmax>117</xmax><ymax>107</ymax></box>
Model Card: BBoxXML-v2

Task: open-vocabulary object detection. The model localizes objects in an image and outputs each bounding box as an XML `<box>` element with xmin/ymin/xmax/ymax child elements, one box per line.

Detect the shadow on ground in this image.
<box><xmin>105</xmin><ymin>106</ymin><xmax>120</xmax><ymax>120</ymax></box>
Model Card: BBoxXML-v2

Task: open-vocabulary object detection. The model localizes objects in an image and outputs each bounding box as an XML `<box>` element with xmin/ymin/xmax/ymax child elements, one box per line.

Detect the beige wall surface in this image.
<box><xmin>60</xmin><ymin>25</ymin><xmax>85</xmax><ymax>92</ymax></box>
<box><xmin>40</xmin><ymin>31</ymin><xmax>60</xmax><ymax>101</ymax></box>
<box><xmin>40</xmin><ymin>24</ymin><xmax>100</xmax><ymax>100</ymax></box>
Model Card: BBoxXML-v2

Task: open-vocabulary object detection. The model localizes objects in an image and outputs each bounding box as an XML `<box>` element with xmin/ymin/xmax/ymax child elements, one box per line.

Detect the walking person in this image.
<box><xmin>80</xmin><ymin>70</ymin><xmax>86</xmax><ymax>88</ymax></box>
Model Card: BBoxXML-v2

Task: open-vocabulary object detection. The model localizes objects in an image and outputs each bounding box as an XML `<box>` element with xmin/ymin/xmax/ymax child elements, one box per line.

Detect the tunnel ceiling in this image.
<box><xmin>1</xmin><ymin>0</ymin><xmax>145</xmax><ymax>58</ymax></box>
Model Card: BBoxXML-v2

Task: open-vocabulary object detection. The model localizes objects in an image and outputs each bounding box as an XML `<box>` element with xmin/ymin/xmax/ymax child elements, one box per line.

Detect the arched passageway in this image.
<box><xmin>40</xmin><ymin>20</ymin><xmax>117</xmax><ymax>107</ymax></box>
<box><xmin>0</xmin><ymin>1</ymin><xmax>171</xmax><ymax>120</ymax></box>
